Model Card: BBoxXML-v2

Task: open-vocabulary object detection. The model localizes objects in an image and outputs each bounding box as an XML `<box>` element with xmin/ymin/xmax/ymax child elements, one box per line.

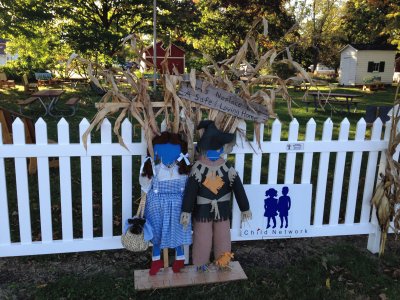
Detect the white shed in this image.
<box><xmin>338</xmin><ymin>44</ymin><xmax>397</xmax><ymax>85</ymax></box>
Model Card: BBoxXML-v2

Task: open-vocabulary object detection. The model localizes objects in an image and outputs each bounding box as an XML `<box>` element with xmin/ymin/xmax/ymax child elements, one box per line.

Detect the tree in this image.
<box><xmin>1</xmin><ymin>0</ymin><xmax>200</xmax><ymax>68</ymax></box>
<box><xmin>380</xmin><ymin>0</ymin><xmax>400</xmax><ymax>49</ymax></box>
<box><xmin>55</xmin><ymin>0</ymin><xmax>199</xmax><ymax>60</ymax></box>
<box><xmin>52</xmin><ymin>0</ymin><xmax>149</xmax><ymax>63</ymax></box>
<box><xmin>0</xmin><ymin>0</ymin><xmax>55</xmax><ymax>38</ymax></box>
<box><xmin>188</xmin><ymin>0</ymin><xmax>295</xmax><ymax>61</ymax></box>
<box><xmin>340</xmin><ymin>0</ymin><xmax>390</xmax><ymax>45</ymax></box>
<box><xmin>292</xmin><ymin>0</ymin><xmax>344</xmax><ymax>70</ymax></box>
<box><xmin>0</xmin><ymin>0</ymin><xmax>73</xmax><ymax>75</ymax></box>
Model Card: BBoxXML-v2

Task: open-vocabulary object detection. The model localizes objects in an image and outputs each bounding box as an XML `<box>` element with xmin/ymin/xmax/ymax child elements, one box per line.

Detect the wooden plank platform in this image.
<box><xmin>134</xmin><ymin>261</ymin><xmax>247</xmax><ymax>291</ymax></box>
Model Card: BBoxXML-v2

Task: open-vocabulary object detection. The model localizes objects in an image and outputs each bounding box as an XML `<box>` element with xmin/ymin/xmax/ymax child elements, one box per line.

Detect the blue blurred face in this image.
<box><xmin>154</xmin><ymin>143</ymin><xmax>181</xmax><ymax>165</ymax></box>
<box><xmin>206</xmin><ymin>148</ymin><xmax>223</xmax><ymax>161</ymax></box>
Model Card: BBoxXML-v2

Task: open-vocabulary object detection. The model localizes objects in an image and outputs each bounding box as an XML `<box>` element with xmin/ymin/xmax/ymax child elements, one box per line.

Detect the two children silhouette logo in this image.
<box><xmin>264</xmin><ymin>187</ymin><xmax>291</xmax><ymax>229</ymax></box>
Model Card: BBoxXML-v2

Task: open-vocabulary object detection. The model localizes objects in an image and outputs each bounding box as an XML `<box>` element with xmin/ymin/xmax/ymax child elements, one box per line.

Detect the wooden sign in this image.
<box><xmin>178</xmin><ymin>80</ymin><xmax>268</xmax><ymax>123</ymax></box>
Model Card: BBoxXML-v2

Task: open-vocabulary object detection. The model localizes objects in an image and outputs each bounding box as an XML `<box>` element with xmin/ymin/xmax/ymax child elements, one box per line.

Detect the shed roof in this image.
<box><xmin>145</xmin><ymin>41</ymin><xmax>185</xmax><ymax>56</ymax></box>
<box><xmin>340</xmin><ymin>43</ymin><xmax>398</xmax><ymax>52</ymax></box>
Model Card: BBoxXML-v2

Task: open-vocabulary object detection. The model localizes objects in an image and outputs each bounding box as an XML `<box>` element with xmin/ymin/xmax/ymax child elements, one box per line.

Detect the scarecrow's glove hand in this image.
<box><xmin>180</xmin><ymin>212</ymin><xmax>191</xmax><ymax>230</ymax></box>
<box><xmin>241</xmin><ymin>210</ymin><xmax>252</xmax><ymax>223</ymax></box>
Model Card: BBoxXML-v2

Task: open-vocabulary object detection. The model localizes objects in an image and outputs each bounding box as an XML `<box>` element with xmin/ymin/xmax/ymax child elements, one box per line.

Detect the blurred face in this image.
<box><xmin>206</xmin><ymin>148</ymin><xmax>224</xmax><ymax>161</ymax></box>
<box><xmin>154</xmin><ymin>143</ymin><xmax>181</xmax><ymax>165</ymax></box>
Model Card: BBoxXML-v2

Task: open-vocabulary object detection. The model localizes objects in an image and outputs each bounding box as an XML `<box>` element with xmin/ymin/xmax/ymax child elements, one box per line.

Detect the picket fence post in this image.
<box><xmin>367</xmin><ymin>119</ymin><xmax>392</xmax><ymax>253</ymax></box>
<box><xmin>301</xmin><ymin>118</ymin><xmax>316</xmax><ymax>184</ymax></box>
<box><xmin>80</xmin><ymin>118</ymin><xmax>93</xmax><ymax>240</ymax></box>
<box><xmin>0</xmin><ymin>123</ymin><xmax>11</xmax><ymax>245</ymax></box>
<box><xmin>231</xmin><ymin>121</ymin><xmax>246</xmax><ymax>237</ymax></box>
<box><xmin>313</xmin><ymin>118</ymin><xmax>333</xmax><ymax>226</ymax></box>
<box><xmin>345</xmin><ymin>118</ymin><xmax>366</xmax><ymax>224</ymax></box>
<box><xmin>13</xmin><ymin>118</ymin><xmax>32</xmax><ymax>244</ymax></box>
<box><xmin>121</xmin><ymin>119</ymin><xmax>133</xmax><ymax>232</ymax></box>
<box><xmin>251</xmin><ymin>123</ymin><xmax>263</xmax><ymax>184</ymax></box>
<box><xmin>284</xmin><ymin>119</ymin><xmax>299</xmax><ymax>184</ymax></box>
<box><xmin>35</xmin><ymin>118</ymin><xmax>53</xmax><ymax>242</ymax></box>
<box><xmin>58</xmin><ymin>118</ymin><xmax>73</xmax><ymax>241</ymax></box>
<box><xmin>101</xmin><ymin>118</ymin><xmax>113</xmax><ymax>238</ymax></box>
<box><xmin>329</xmin><ymin>118</ymin><xmax>349</xmax><ymax>225</ymax></box>
<box><xmin>360</xmin><ymin>118</ymin><xmax>383</xmax><ymax>224</ymax></box>
<box><xmin>268</xmin><ymin>119</ymin><xmax>281</xmax><ymax>184</ymax></box>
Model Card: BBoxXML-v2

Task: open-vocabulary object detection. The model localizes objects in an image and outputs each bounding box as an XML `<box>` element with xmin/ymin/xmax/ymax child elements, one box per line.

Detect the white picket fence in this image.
<box><xmin>0</xmin><ymin>116</ymin><xmax>396</xmax><ymax>258</ymax></box>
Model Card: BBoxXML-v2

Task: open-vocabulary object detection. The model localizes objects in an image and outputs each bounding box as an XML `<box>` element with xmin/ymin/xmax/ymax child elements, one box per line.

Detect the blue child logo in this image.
<box><xmin>264</xmin><ymin>186</ymin><xmax>292</xmax><ymax>229</ymax></box>
<box><xmin>264</xmin><ymin>188</ymin><xmax>278</xmax><ymax>229</ymax></box>
<box><xmin>278</xmin><ymin>186</ymin><xmax>291</xmax><ymax>228</ymax></box>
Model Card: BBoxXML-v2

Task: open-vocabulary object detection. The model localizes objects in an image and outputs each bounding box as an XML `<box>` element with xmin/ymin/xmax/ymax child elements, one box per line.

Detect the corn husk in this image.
<box><xmin>69</xmin><ymin>19</ymin><xmax>313</xmax><ymax>157</ymax></box>
<box><xmin>371</xmin><ymin>81</ymin><xmax>400</xmax><ymax>256</ymax></box>
<box><xmin>67</xmin><ymin>36</ymin><xmax>159</xmax><ymax>156</ymax></box>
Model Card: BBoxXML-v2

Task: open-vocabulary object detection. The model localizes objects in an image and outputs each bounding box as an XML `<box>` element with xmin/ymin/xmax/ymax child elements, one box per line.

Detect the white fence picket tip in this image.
<box><xmin>268</xmin><ymin>119</ymin><xmax>281</xmax><ymax>184</ymax></box>
<box><xmin>301</xmin><ymin>118</ymin><xmax>316</xmax><ymax>184</ymax></box>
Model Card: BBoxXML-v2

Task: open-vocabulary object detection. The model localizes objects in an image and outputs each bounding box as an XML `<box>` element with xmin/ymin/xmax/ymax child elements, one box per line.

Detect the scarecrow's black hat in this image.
<box><xmin>197</xmin><ymin>120</ymin><xmax>235</xmax><ymax>151</ymax></box>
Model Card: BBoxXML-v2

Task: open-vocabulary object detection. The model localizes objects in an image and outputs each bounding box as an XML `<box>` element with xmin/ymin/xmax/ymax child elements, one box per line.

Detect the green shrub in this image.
<box><xmin>186</xmin><ymin>56</ymin><xmax>208</xmax><ymax>71</ymax></box>
<box><xmin>270</xmin><ymin>61</ymin><xmax>297</xmax><ymax>79</ymax></box>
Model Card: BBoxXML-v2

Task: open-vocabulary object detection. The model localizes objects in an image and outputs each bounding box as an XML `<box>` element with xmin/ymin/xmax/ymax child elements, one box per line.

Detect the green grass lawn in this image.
<box><xmin>0</xmin><ymin>238</ymin><xmax>400</xmax><ymax>299</ymax></box>
<box><xmin>1</xmin><ymin>82</ymin><xmax>396</xmax><ymax>140</ymax></box>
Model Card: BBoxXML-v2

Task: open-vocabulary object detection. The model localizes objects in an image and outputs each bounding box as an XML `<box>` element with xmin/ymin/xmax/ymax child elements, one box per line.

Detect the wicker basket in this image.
<box><xmin>121</xmin><ymin>194</ymin><xmax>149</xmax><ymax>252</ymax></box>
<box><xmin>121</xmin><ymin>229</ymin><xmax>149</xmax><ymax>252</ymax></box>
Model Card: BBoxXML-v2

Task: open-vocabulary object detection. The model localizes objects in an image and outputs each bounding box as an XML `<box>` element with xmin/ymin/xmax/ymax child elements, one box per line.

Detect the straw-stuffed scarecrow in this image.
<box><xmin>140</xmin><ymin>131</ymin><xmax>192</xmax><ymax>275</ymax></box>
<box><xmin>180</xmin><ymin>120</ymin><xmax>252</xmax><ymax>270</ymax></box>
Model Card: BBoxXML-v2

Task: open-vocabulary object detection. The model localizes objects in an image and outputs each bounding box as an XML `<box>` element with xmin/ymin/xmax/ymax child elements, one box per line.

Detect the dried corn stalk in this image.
<box><xmin>183</xmin><ymin>17</ymin><xmax>314</xmax><ymax>147</ymax></box>
<box><xmin>68</xmin><ymin>36</ymin><xmax>164</xmax><ymax>157</ymax></box>
<box><xmin>371</xmin><ymin>81</ymin><xmax>400</xmax><ymax>255</ymax></box>
<box><xmin>68</xmin><ymin>18</ymin><xmax>313</xmax><ymax>156</ymax></box>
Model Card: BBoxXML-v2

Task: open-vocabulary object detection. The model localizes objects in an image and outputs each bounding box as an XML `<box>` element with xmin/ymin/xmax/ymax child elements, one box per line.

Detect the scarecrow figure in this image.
<box><xmin>140</xmin><ymin>132</ymin><xmax>192</xmax><ymax>275</ymax></box>
<box><xmin>180</xmin><ymin>120</ymin><xmax>252</xmax><ymax>270</ymax></box>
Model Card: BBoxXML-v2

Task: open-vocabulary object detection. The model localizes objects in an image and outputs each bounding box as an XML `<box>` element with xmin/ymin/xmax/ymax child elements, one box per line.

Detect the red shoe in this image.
<box><xmin>149</xmin><ymin>259</ymin><xmax>164</xmax><ymax>276</ymax></box>
<box><xmin>172</xmin><ymin>259</ymin><xmax>185</xmax><ymax>273</ymax></box>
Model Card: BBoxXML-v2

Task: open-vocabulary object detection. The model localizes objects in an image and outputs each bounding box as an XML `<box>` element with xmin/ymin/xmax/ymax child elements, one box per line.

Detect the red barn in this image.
<box><xmin>142</xmin><ymin>41</ymin><xmax>185</xmax><ymax>74</ymax></box>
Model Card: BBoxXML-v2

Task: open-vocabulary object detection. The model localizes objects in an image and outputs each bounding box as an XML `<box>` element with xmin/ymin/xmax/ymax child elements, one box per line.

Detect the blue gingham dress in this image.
<box><xmin>144</xmin><ymin>171</ymin><xmax>192</xmax><ymax>249</ymax></box>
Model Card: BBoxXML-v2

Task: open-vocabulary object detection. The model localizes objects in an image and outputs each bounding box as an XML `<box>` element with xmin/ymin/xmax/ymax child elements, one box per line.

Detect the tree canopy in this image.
<box><xmin>188</xmin><ymin>0</ymin><xmax>295</xmax><ymax>60</ymax></box>
<box><xmin>0</xmin><ymin>0</ymin><xmax>398</xmax><ymax>73</ymax></box>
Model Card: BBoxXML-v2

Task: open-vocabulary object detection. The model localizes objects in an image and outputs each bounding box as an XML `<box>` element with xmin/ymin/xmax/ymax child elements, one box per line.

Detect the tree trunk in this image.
<box><xmin>312</xmin><ymin>46</ymin><xmax>319</xmax><ymax>73</ymax></box>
